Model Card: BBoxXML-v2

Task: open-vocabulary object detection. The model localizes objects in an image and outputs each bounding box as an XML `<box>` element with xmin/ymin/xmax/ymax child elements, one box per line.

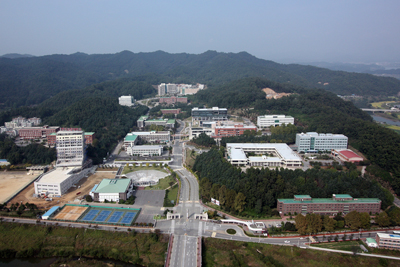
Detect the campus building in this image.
<box><xmin>126</xmin><ymin>145</ymin><xmax>163</xmax><ymax>156</ymax></box>
<box><xmin>91</xmin><ymin>179</ymin><xmax>133</xmax><ymax>202</ymax></box>
<box><xmin>56</xmin><ymin>129</ymin><xmax>86</xmax><ymax>167</ymax></box>
<box><xmin>5</xmin><ymin>116</ymin><xmax>42</xmax><ymax>128</ymax></box>
<box><xmin>277</xmin><ymin>194</ymin><xmax>381</xmax><ymax>215</ymax></box>
<box><xmin>161</xmin><ymin>108</ymin><xmax>181</xmax><ymax>115</ymax></box>
<box><xmin>295</xmin><ymin>132</ymin><xmax>348</xmax><ymax>152</ymax></box>
<box><xmin>376</xmin><ymin>233</ymin><xmax>400</xmax><ymax>250</ymax></box>
<box><xmin>34</xmin><ymin>167</ymin><xmax>92</xmax><ymax>196</ymax></box>
<box><xmin>159</xmin><ymin>96</ymin><xmax>188</xmax><ymax>104</ymax></box>
<box><xmin>48</xmin><ymin>132</ymin><xmax>95</xmax><ymax>146</ymax></box>
<box><xmin>226</xmin><ymin>143</ymin><xmax>302</xmax><ymax>168</ymax></box>
<box><xmin>137</xmin><ymin>115</ymin><xmax>148</xmax><ymax>128</ymax></box>
<box><xmin>257</xmin><ymin>115</ymin><xmax>294</xmax><ymax>128</ymax></box>
<box><xmin>129</xmin><ymin>131</ymin><xmax>170</xmax><ymax>143</ymax></box>
<box><xmin>331</xmin><ymin>149</ymin><xmax>363</xmax><ymax>163</ymax></box>
<box><xmin>118</xmin><ymin>95</ymin><xmax>135</xmax><ymax>107</ymax></box>
<box><xmin>191</xmin><ymin>107</ymin><xmax>228</xmax><ymax>122</ymax></box>
<box><xmin>213</xmin><ymin>124</ymin><xmax>257</xmax><ymax>138</ymax></box>
<box><xmin>18</xmin><ymin>126</ymin><xmax>59</xmax><ymax>140</ymax></box>
<box><xmin>189</xmin><ymin>127</ymin><xmax>214</xmax><ymax>140</ymax></box>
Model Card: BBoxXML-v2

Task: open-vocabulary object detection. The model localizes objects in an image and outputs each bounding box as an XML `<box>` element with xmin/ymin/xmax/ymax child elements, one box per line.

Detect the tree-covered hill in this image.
<box><xmin>2</xmin><ymin>50</ymin><xmax>400</xmax><ymax>108</ymax></box>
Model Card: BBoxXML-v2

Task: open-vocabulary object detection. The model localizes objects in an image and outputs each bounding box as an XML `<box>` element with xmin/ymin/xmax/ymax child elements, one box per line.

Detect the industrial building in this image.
<box><xmin>226</xmin><ymin>143</ymin><xmax>302</xmax><ymax>168</ymax></box>
<box><xmin>277</xmin><ymin>194</ymin><xmax>381</xmax><ymax>215</ymax></box>
<box><xmin>296</xmin><ymin>132</ymin><xmax>348</xmax><ymax>152</ymax></box>
<box><xmin>376</xmin><ymin>233</ymin><xmax>400</xmax><ymax>250</ymax></box>
<box><xmin>257</xmin><ymin>115</ymin><xmax>294</xmax><ymax>128</ymax></box>
<box><xmin>191</xmin><ymin>107</ymin><xmax>228</xmax><ymax>122</ymax></box>
<box><xmin>118</xmin><ymin>95</ymin><xmax>135</xmax><ymax>107</ymax></box>
<box><xmin>126</xmin><ymin>145</ymin><xmax>163</xmax><ymax>156</ymax></box>
<box><xmin>56</xmin><ymin>129</ymin><xmax>86</xmax><ymax>167</ymax></box>
<box><xmin>91</xmin><ymin>179</ymin><xmax>133</xmax><ymax>202</ymax></box>
<box><xmin>331</xmin><ymin>149</ymin><xmax>363</xmax><ymax>163</ymax></box>
<box><xmin>34</xmin><ymin>167</ymin><xmax>92</xmax><ymax>196</ymax></box>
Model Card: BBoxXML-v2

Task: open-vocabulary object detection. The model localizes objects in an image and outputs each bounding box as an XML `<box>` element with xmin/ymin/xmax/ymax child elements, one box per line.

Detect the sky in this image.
<box><xmin>1</xmin><ymin>0</ymin><xmax>400</xmax><ymax>63</ymax></box>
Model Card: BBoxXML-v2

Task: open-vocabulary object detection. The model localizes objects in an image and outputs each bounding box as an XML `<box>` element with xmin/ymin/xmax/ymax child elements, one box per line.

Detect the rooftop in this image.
<box><xmin>366</xmin><ymin>238</ymin><xmax>377</xmax><ymax>244</ymax></box>
<box><xmin>294</xmin><ymin>195</ymin><xmax>312</xmax><ymax>199</ymax></box>
<box><xmin>278</xmin><ymin>197</ymin><xmax>381</xmax><ymax>204</ymax></box>
<box><xmin>42</xmin><ymin>206</ymin><xmax>60</xmax><ymax>218</ymax></box>
<box><xmin>377</xmin><ymin>233</ymin><xmax>400</xmax><ymax>239</ymax></box>
<box><xmin>130</xmin><ymin>131</ymin><xmax>170</xmax><ymax>136</ymax></box>
<box><xmin>95</xmin><ymin>179</ymin><xmax>131</xmax><ymax>193</ymax></box>
<box><xmin>84</xmin><ymin>132</ymin><xmax>95</xmax><ymax>135</ymax></box>
<box><xmin>333</xmin><ymin>194</ymin><xmax>353</xmax><ymax>199</ymax></box>
<box><xmin>336</xmin><ymin>149</ymin><xmax>362</xmax><ymax>159</ymax></box>
<box><xmin>138</xmin><ymin>116</ymin><xmax>148</xmax><ymax>121</ymax></box>
<box><xmin>297</xmin><ymin>132</ymin><xmax>347</xmax><ymax>138</ymax></box>
<box><xmin>124</xmin><ymin>134</ymin><xmax>138</xmax><ymax>142</ymax></box>
<box><xmin>167</xmin><ymin>119</ymin><xmax>176</xmax><ymax>124</ymax></box>
<box><xmin>227</xmin><ymin>143</ymin><xmax>302</xmax><ymax>161</ymax></box>
<box><xmin>36</xmin><ymin>167</ymin><xmax>77</xmax><ymax>184</ymax></box>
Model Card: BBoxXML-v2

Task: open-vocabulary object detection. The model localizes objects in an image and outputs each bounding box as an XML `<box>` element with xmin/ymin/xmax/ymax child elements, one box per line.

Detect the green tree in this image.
<box><xmin>387</xmin><ymin>206</ymin><xmax>400</xmax><ymax>226</ymax></box>
<box><xmin>359</xmin><ymin>212</ymin><xmax>371</xmax><ymax>229</ymax></box>
<box><xmin>323</xmin><ymin>216</ymin><xmax>336</xmax><ymax>232</ymax></box>
<box><xmin>225</xmin><ymin>189</ymin><xmax>237</xmax><ymax>211</ymax></box>
<box><xmin>345</xmin><ymin>211</ymin><xmax>362</xmax><ymax>230</ymax></box>
<box><xmin>210</xmin><ymin>184</ymin><xmax>220</xmax><ymax>200</ymax></box>
<box><xmin>218</xmin><ymin>185</ymin><xmax>227</xmax><ymax>207</ymax></box>
<box><xmin>295</xmin><ymin>214</ymin><xmax>307</xmax><ymax>235</ymax></box>
<box><xmin>306</xmin><ymin>213</ymin><xmax>322</xmax><ymax>234</ymax></box>
<box><xmin>376</xmin><ymin>211</ymin><xmax>391</xmax><ymax>227</ymax></box>
<box><xmin>234</xmin><ymin>192</ymin><xmax>246</xmax><ymax>213</ymax></box>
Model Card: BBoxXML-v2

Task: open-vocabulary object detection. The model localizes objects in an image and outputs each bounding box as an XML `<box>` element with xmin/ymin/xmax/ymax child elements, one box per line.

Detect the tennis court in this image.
<box><xmin>53</xmin><ymin>205</ymin><xmax>88</xmax><ymax>221</ymax></box>
<box><xmin>121</xmin><ymin>212</ymin><xmax>137</xmax><ymax>224</ymax></box>
<box><xmin>94</xmin><ymin>210</ymin><xmax>112</xmax><ymax>222</ymax></box>
<box><xmin>81</xmin><ymin>209</ymin><xmax>99</xmax><ymax>221</ymax></box>
<box><xmin>108</xmin><ymin>211</ymin><xmax>124</xmax><ymax>223</ymax></box>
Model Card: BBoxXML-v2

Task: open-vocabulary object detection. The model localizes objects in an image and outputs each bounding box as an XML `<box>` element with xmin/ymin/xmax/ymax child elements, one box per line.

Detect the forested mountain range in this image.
<box><xmin>1</xmin><ymin>50</ymin><xmax>400</xmax><ymax>108</ymax></box>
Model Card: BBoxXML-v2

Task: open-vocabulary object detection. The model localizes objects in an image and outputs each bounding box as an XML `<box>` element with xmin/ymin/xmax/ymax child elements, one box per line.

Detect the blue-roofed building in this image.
<box><xmin>42</xmin><ymin>206</ymin><xmax>60</xmax><ymax>220</ymax></box>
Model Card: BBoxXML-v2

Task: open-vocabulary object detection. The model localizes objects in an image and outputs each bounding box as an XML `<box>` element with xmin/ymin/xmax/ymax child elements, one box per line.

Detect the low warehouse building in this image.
<box><xmin>92</xmin><ymin>179</ymin><xmax>133</xmax><ymax>202</ymax></box>
<box><xmin>332</xmin><ymin>149</ymin><xmax>363</xmax><ymax>163</ymax></box>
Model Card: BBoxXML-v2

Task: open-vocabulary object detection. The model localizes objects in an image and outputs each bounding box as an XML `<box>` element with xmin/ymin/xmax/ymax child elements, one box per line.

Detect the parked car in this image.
<box><xmin>284</xmin><ymin>240</ymin><xmax>290</xmax><ymax>243</ymax></box>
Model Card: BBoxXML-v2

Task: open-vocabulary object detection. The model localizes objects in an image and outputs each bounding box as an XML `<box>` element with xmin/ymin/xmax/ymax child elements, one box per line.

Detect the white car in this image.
<box><xmin>284</xmin><ymin>240</ymin><xmax>290</xmax><ymax>243</ymax></box>
<box><xmin>300</xmin><ymin>237</ymin><xmax>304</xmax><ymax>240</ymax></box>
<box><xmin>263</xmin><ymin>233</ymin><xmax>268</xmax><ymax>236</ymax></box>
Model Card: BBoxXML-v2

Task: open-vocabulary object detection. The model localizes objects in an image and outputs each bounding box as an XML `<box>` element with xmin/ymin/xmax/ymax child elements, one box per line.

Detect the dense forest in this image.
<box><xmin>194</xmin><ymin>149</ymin><xmax>393</xmax><ymax>217</ymax></box>
<box><xmin>0</xmin><ymin>134</ymin><xmax>56</xmax><ymax>165</ymax></box>
<box><xmin>1</xmin><ymin>50</ymin><xmax>399</xmax><ymax>108</ymax></box>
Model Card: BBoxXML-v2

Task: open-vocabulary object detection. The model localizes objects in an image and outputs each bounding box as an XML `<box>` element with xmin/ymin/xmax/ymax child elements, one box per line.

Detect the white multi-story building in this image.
<box><xmin>34</xmin><ymin>167</ymin><xmax>92</xmax><ymax>196</ymax></box>
<box><xmin>158</xmin><ymin>83</ymin><xmax>167</xmax><ymax>95</ymax></box>
<box><xmin>118</xmin><ymin>95</ymin><xmax>135</xmax><ymax>107</ymax></box>
<box><xmin>166</xmin><ymin>83</ymin><xmax>178</xmax><ymax>94</ymax></box>
<box><xmin>191</xmin><ymin>107</ymin><xmax>228</xmax><ymax>122</ymax></box>
<box><xmin>129</xmin><ymin>131</ymin><xmax>170</xmax><ymax>143</ymax></box>
<box><xmin>296</xmin><ymin>132</ymin><xmax>348</xmax><ymax>152</ymax></box>
<box><xmin>257</xmin><ymin>115</ymin><xmax>294</xmax><ymax>128</ymax></box>
<box><xmin>189</xmin><ymin>127</ymin><xmax>214</xmax><ymax>140</ymax></box>
<box><xmin>56</xmin><ymin>129</ymin><xmax>86</xmax><ymax>167</ymax></box>
<box><xmin>227</xmin><ymin>143</ymin><xmax>302</xmax><ymax>168</ymax></box>
<box><xmin>126</xmin><ymin>145</ymin><xmax>163</xmax><ymax>157</ymax></box>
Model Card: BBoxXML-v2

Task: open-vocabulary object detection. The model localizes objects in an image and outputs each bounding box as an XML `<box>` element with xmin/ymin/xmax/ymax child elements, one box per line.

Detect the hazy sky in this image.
<box><xmin>1</xmin><ymin>0</ymin><xmax>399</xmax><ymax>63</ymax></box>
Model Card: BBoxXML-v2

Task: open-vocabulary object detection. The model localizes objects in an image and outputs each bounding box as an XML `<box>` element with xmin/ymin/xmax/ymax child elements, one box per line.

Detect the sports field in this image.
<box><xmin>52</xmin><ymin>204</ymin><xmax>140</xmax><ymax>226</ymax></box>
<box><xmin>53</xmin><ymin>205</ymin><xmax>88</xmax><ymax>221</ymax></box>
<box><xmin>0</xmin><ymin>171</ymin><xmax>38</xmax><ymax>203</ymax></box>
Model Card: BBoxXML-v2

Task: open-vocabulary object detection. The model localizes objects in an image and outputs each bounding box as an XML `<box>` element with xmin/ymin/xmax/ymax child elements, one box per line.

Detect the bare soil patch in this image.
<box><xmin>0</xmin><ymin>171</ymin><xmax>38</xmax><ymax>203</ymax></box>
<box><xmin>262</xmin><ymin>88</ymin><xmax>292</xmax><ymax>99</ymax></box>
<box><xmin>11</xmin><ymin>171</ymin><xmax>116</xmax><ymax>209</ymax></box>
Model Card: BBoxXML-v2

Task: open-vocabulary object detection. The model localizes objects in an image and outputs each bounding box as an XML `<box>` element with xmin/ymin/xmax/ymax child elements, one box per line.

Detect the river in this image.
<box><xmin>371</xmin><ymin>115</ymin><xmax>400</xmax><ymax>126</ymax></box>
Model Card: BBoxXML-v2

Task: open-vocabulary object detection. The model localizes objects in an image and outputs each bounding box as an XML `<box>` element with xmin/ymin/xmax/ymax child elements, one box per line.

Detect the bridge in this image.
<box><xmin>361</xmin><ymin>108</ymin><xmax>400</xmax><ymax>113</ymax></box>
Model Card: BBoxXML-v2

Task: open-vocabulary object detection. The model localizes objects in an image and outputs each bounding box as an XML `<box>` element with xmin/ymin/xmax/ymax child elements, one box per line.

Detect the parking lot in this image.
<box><xmin>132</xmin><ymin>190</ymin><xmax>165</xmax><ymax>224</ymax></box>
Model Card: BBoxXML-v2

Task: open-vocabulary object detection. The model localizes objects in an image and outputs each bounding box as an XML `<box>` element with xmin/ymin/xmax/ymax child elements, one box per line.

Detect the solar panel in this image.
<box><xmin>82</xmin><ymin>210</ymin><xmax>99</xmax><ymax>221</ymax></box>
<box><xmin>120</xmin><ymin>212</ymin><xmax>137</xmax><ymax>224</ymax></box>
<box><xmin>107</xmin><ymin>211</ymin><xmax>124</xmax><ymax>223</ymax></box>
<box><xmin>94</xmin><ymin>210</ymin><xmax>111</xmax><ymax>222</ymax></box>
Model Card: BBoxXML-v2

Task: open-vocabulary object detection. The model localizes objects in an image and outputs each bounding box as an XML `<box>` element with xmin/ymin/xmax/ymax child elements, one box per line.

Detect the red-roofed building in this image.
<box><xmin>332</xmin><ymin>149</ymin><xmax>363</xmax><ymax>163</ymax></box>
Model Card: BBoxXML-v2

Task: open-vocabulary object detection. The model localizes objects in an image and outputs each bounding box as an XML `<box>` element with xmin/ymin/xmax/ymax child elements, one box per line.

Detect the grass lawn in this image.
<box><xmin>312</xmin><ymin>240</ymin><xmax>364</xmax><ymax>252</ymax></box>
<box><xmin>185</xmin><ymin>148</ymin><xmax>197</xmax><ymax>168</ymax></box>
<box><xmin>145</xmin><ymin>175</ymin><xmax>176</xmax><ymax>190</ymax></box>
<box><xmin>164</xmin><ymin>184</ymin><xmax>179</xmax><ymax>207</ymax></box>
<box><xmin>203</xmin><ymin>238</ymin><xmax>398</xmax><ymax>267</ymax></box>
<box><xmin>121</xmin><ymin>165</ymin><xmax>168</xmax><ymax>175</ymax></box>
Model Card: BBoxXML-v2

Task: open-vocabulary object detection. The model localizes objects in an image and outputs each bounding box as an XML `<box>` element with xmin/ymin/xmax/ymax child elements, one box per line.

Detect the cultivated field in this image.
<box><xmin>11</xmin><ymin>171</ymin><xmax>116</xmax><ymax>209</ymax></box>
<box><xmin>0</xmin><ymin>171</ymin><xmax>38</xmax><ymax>203</ymax></box>
<box><xmin>53</xmin><ymin>205</ymin><xmax>88</xmax><ymax>221</ymax></box>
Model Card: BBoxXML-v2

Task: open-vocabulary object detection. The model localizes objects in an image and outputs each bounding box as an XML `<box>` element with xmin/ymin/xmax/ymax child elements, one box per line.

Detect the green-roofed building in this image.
<box><xmin>93</xmin><ymin>179</ymin><xmax>132</xmax><ymax>202</ymax></box>
<box><xmin>84</xmin><ymin>132</ymin><xmax>95</xmax><ymax>145</ymax></box>
<box><xmin>277</xmin><ymin>194</ymin><xmax>381</xmax><ymax>216</ymax></box>
<box><xmin>137</xmin><ymin>115</ymin><xmax>148</xmax><ymax>128</ymax></box>
<box><xmin>124</xmin><ymin>134</ymin><xmax>138</xmax><ymax>148</ymax></box>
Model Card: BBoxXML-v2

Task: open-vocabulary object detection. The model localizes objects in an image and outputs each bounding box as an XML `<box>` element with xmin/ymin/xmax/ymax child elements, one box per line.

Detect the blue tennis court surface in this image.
<box><xmin>94</xmin><ymin>210</ymin><xmax>111</xmax><ymax>222</ymax></box>
<box><xmin>82</xmin><ymin>210</ymin><xmax>99</xmax><ymax>221</ymax></box>
<box><xmin>108</xmin><ymin>211</ymin><xmax>124</xmax><ymax>223</ymax></box>
<box><xmin>121</xmin><ymin>212</ymin><xmax>137</xmax><ymax>224</ymax></box>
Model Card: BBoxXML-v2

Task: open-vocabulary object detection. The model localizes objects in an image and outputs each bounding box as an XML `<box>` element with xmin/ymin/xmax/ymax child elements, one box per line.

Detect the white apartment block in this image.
<box><xmin>227</xmin><ymin>143</ymin><xmax>302</xmax><ymax>168</ymax></box>
<box><xmin>56</xmin><ymin>130</ymin><xmax>86</xmax><ymax>167</ymax></box>
<box><xmin>158</xmin><ymin>83</ymin><xmax>167</xmax><ymax>95</ymax></box>
<box><xmin>296</xmin><ymin>132</ymin><xmax>348</xmax><ymax>152</ymax></box>
<box><xmin>126</xmin><ymin>145</ymin><xmax>163</xmax><ymax>157</ymax></box>
<box><xmin>118</xmin><ymin>95</ymin><xmax>135</xmax><ymax>107</ymax></box>
<box><xmin>257</xmin><ymin>115</ymin><xmax>294</xmax><ymax>128</ymax></box>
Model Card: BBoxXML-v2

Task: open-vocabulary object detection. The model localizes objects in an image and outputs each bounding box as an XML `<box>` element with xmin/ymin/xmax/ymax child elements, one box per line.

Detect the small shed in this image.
<box><xmin>366</xmin><ymin>238</ymin><xmax>378</xmax><ymax>248</ymax></box>
<box><xmin>42</xmin><ymin>206</ymin><xmax>60</xmax><ymax>220</ymax></box>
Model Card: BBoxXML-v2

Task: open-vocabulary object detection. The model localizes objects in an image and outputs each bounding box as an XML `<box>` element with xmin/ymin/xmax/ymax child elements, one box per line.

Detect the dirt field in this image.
<box><xmin>10</xmin><ymin>171</ymin><xmax>117</xmax><ymax>209</ymax></box>
<box><xmin>262</xmin><ymin>87</ymin><xmax>292</xmax><ymax>99</ymax></box>
<box><xmin>53</xmin><ymin>205</ymin><xmax>88</xmax><ymax>221</ymax></box>
<box><xmin>0</xmin><ymin>171</ymin><xmax>39</xmax><ymax>203</ymax></box>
